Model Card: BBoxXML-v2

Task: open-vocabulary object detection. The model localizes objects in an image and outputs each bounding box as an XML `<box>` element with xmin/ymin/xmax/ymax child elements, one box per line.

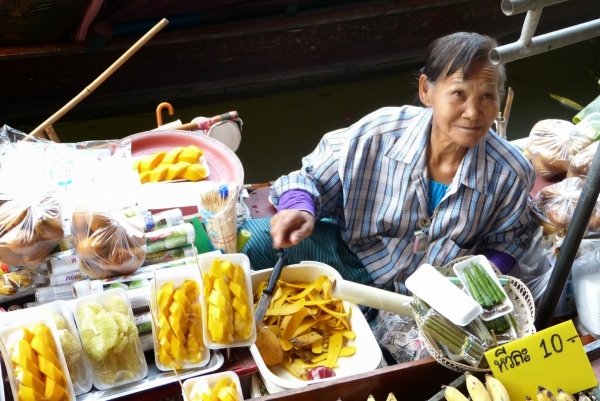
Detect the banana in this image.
<box><xmin>444</xmin><ymin>385</ymin><xmax>470</xmax><ymax>401</ymax></box>
<box><xmin>557</xmin><ymin>389</ymin><xmax>576</xmax><ymax>401</ymax></box>
<box><xmin>466</xmin><ymin>373</ymin><xmax>492</xmax><ymax>401</ymax></box>
<box><xmin>527</xmin><ymin>397</ymin><xmax>534</xmax><ymax>401</ymax></box>
<box><xmin>580</xmin><ymin>394</ymin><xmax>592</xmax><ymax>401</ymax></box>
<box><xmin>485</xmin><ymin>374</ymin><xmax>510</xmax><ymax>401</ymax></box>
<box><xmin>538</xmin><ymin>387</ymin><xmax>558</xmax><ymax>401</ymax></box>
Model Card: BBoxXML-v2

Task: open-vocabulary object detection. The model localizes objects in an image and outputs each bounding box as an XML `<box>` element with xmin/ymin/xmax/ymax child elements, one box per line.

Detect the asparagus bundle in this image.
<box><xmin>463</xmin><ymin>262</ymin><xmax>507</xmax><ymax>308</ymax></box>
<box><xmin>411</xmin><ymin>298</ymin><xmax>486</xmax><ymax>367</ymax></box>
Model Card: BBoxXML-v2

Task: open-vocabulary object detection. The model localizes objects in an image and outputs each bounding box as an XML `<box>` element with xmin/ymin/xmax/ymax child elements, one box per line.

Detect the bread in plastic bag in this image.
<box><xmin>528</xmin><ymin>119</ymin><xmax>595</xmax><ymax>180</ymax></box>
<box><xmin>532</xmin><ymin>177</ymin><xmax>585</xmax><ymax>231</ymax></box>
<box><xmin>0</xmin><ymin>195</ymin><xmax>63</xmax><ymax>266</ymax></box>
<box><xmin>567</xmin><ymin>140</ymin><xmax>599</xmax><ymax>179</ymax></box>
<box><xmin>71</xmin><ymin>207</ymin><xmax>146</xmax><ymax>279</ymax></box>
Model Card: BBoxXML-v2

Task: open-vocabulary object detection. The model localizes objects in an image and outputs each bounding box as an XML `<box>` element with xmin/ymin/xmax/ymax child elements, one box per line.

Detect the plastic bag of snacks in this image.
<box><xmin>567</xmin><ymin>141</ymin><xmax>599</xmax><ymax>180</ymax></box>
<box><xmin>0</xmin><ymin>268</ymin><xmax>38</xmax><ymax>296</ymax></box>
<box><xmin>528</xmin><ymin>119</ymin><xmax>595</xmax><ymax>180</ymax></box>
<box><xmin>0</xmin><ymin>194</ymin><xmax>63</xmax><ymax>266</ymax></box>
<box><xmin>532</xmin><ymin>177</ymin><xmax>585</xmax><ymax>234</ymax></box>
<box><xmin>71</xmin><ymin>206</ymin><xmax>146</xmax><ymax>279</ymax></box>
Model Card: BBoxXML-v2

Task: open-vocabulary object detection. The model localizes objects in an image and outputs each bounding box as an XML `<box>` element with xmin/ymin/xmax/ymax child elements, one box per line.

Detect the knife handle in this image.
<box><xmin>265</xmin><ymin>252</ymin><xmax>286</xmax><ymax>295</ymax></box>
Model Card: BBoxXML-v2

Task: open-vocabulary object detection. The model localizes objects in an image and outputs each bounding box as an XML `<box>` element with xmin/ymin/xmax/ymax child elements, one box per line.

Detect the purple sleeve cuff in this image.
<box><xmin>278</xmin><ymin>190</ymin><xmax>316</xmax><ymax>216</ymax></box>
<box><xmin>481</xmin><ymin>249</ymin><xmax>516</xmax><ymax>275</ymax></box>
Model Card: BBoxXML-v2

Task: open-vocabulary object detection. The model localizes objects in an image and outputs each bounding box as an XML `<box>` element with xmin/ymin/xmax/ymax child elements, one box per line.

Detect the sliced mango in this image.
<box><xmin>161</xmin><ymin>146</ymin><xmax>185</xmax><ymax>165</ymax></box>
<box><xmin>45</xmin><ymin>377</ymin><xmax>67</xmax><ymax>401</ymax></box>
<box><xmin>18</xmin><ymin>384</ymin><xmax>45</xmax><ymax>401</ymax></box>
<box><xmin>166</xmin><ymin>161</ymin><xmax>192</xmax><ymax>181</ymax></box>
<box><xmin>139</xmin><ymin>171</ymin><xmax>151</xmax><ymax>184</ymax></box>
<box><xmin>178</xmin><ymin>145</ymin><xmax>203</xmax><ymax>164</ymax></box>
<box><xmin>13</xmin><ymin>339</ymin><xmax>37</xmax><ymax>364</ymax></box>
<box><xmin>15</xmin><ymin>368</ymin><xmax>45</xmax><ymax>396</ymax></box>
<box><xmin>30</xmin><ymin>335</ymin><xmax>59</xmax><ymax>366</ymax></box>
<box><xmin>38</xmin><ymin>354</ymin><xmax>66</xmax><ymax>385</ymax></box>
<box><xmin>132</xmin><ymin>159</ymin><xmax>142</xmax><ymax>172</ymax></box>
<box><xmin>149</xmin><ymin>164</ymin><xmax>170</xmax><ymax>182</ymax></box>
<box><xmin>179</xmin><ymin>164</ymin><xmax>208</xmax><ymax>181</ymax></box>
<box><xmin>139</xmin><ymin>151</ymin><xmax>166</xmax><ymax>173</ymax></box>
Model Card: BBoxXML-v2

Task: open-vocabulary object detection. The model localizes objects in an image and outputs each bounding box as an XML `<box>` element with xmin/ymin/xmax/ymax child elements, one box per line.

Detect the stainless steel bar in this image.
<box><xmin>501</xmin><ymin>0</ymin><xmax>568</xmax><ymax>16</ymax></box>
<box><xmin>490</xmin><ymin>18</ymin><xmax>600</xmax><ymax>64</ymax></box>
<box><xmin>519</xmin><ymin>9</ymin><xmax>542</xmax><ymax>46</ymax></box>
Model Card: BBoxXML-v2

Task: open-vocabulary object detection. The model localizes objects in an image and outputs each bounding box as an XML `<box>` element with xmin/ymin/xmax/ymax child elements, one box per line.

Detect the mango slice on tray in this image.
<box><xmin>178</xmin><ymin>145</ymin><xmax>203</xmax><ymax>164</ymax></box>
<box><xmin>161</xmin><ymin>147</ymin><xmax>186</xmax><ymax>165</ymax></box>
<box><xmin>134</xmin><ymin>144</ymin><xmax>208</xmax><ymax>183</ymax></box>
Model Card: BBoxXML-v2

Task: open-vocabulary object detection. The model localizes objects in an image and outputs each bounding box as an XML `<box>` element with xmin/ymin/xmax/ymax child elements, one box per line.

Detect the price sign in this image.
<box><xmin>485</xmin><ymin>320</ymin><xmax>597</xmax><ymax>401</ymax></box>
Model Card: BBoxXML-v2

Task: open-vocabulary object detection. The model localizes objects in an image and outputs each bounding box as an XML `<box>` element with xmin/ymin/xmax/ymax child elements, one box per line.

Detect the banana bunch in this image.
<box><xmin>444</xmin><ymin>373</ymin><xmax>509</xmax><ymax>401</ymax></box>
<box><xmin>444</xmin><ymin>374</ymin><xmax>591</xmax><ymax>401</ymax></box>
<box><xmin>133</xmin><ymin>145</ymin><xmax>208</xmax><ymax>183</ymax></box>
<box><xmin>366</xmin><ymin>394</ymin><xmax>397</xmax><ymax>401</ymax></box>
<box><xmin>533</xmin><ymin>386</ymin><xmax>589</xmax><ymax>401</ymax></box>
<box><xmin>203</xmin><ymin>258</ymin><xmax>252</xmax><ymax>344</ymax></box>
<box><xmin>155</xmin><ymin>280</ymin><xmax>204</xmax><ymax>369</ymax></box>
<box><xmin>9</xmin><ymin>324</ymin><xmax>71</xmax><ymax>401</ymax></box>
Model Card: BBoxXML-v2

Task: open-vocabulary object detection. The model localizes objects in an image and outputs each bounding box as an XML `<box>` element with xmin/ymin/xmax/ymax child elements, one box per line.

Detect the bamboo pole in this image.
<box><xmin>27</xmin><ymin>18</ymin><xmax>169</xmax><ymax>139</ymax></box>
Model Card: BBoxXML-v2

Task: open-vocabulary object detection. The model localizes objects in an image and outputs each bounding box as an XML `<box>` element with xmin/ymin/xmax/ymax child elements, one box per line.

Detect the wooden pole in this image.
<box><xmin>27</xmin><ymin>18</ymin><xmax>169</xmax><ymax>139</ymax></box>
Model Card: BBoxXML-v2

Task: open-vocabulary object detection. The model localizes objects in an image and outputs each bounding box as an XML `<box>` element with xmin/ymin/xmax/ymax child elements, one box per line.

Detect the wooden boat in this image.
<box><xmin>2</xmin><ymin>0</ymin><xmax>600</xmax><ymax>125</ymax></box>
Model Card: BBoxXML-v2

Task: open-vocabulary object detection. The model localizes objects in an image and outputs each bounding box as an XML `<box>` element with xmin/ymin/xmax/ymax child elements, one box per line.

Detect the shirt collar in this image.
<box><xmin>386</xmin><ymin>107</ymin><xmax>490</xmax><ymax>194</ymax></box>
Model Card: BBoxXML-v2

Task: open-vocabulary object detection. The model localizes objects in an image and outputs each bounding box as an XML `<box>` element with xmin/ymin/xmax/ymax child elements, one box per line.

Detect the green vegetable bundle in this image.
<box><xmin>463</xmin><ymin>262</ymin><xmax>506</xmax><ymax>308</ymax></box>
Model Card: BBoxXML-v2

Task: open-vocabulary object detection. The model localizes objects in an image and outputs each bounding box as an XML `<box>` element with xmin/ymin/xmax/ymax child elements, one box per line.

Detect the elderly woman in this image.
<box><xmin>241</xmin><ymin>31</ymin><xmax>535</xmax><ymax>361</ymax></box>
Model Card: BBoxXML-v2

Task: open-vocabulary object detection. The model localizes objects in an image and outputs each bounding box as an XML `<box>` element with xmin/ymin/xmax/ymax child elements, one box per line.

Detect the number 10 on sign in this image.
<box><xmin>484</xmin><ymin>320</ymin><xmax>597</xmax><ymax>401</ymax></box>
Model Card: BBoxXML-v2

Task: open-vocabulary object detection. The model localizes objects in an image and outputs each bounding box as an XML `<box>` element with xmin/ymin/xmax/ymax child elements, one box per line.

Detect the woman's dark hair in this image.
<box><xmin>419</xmin><ymin>32</ymin><xmax>506</xmax><ymax>100</ymax></box>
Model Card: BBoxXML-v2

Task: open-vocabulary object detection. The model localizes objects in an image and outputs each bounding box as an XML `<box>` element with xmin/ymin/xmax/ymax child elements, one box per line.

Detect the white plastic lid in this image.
<box><xmin>406</xmin><ymin>264</ymin><xmax>482</xmax><ymax>326</ymax></box>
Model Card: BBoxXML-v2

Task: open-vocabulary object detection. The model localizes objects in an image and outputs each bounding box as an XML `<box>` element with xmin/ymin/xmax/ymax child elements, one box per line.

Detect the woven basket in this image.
<box><xmin>420</xmin><ymin>255</ymin><xmax>537</xmax><ymax>373</ymax></box>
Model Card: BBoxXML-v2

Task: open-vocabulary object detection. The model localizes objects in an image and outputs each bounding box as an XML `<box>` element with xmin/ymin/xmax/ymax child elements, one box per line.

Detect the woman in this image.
<box><xmin>244</xmin><ymin>30</ymin><xmax>534</xmax><ymax>283</ymax></box>
<box><xmin>241</xmin><ymin>32</ymin><xmax>535</xmax><ymax>360</ymax></box>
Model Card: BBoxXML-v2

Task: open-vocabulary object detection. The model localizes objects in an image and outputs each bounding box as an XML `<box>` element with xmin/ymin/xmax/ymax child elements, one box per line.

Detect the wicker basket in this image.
<box><xmin>420</xmin><ymin>256</ymin><xmax>537</xmax><ymax>373</ymax></box>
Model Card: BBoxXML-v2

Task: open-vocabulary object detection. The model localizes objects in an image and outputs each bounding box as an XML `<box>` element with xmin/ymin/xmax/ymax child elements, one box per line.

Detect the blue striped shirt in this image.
<box><xmin>271</xmin><ymin>106</ymin><xmax>536</xmax><ymax>293</ymax></box>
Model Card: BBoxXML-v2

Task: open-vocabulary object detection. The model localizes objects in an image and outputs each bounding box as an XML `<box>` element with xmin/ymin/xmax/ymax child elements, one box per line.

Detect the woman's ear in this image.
<box><xmin>418</xmin><ymin>74</ymin><xmax>432</xmax><ymax>107</ymax></box>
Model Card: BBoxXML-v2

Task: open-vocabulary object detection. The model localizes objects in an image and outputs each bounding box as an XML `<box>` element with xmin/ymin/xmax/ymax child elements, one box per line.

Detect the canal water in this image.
<box><xmin>32</xmin><ymin>38</ymin><xmax>600</xmax><ymax>184</ymax></box>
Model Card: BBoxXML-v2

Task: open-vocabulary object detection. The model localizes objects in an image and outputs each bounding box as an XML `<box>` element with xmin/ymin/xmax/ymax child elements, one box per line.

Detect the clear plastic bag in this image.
<box><xmin>0</xmin><ymin>194</ymin><xmax>63</xmax><ymax>266</ymax></box>
<box><xmin>572</xmin><ymin>242</ymin><xmax>600</xmax><ymax>335</ymax></box>
<box><xmin>528</xmin><ymin>119</ymin><xmax>595</xmax><ymax>180</ymax></box>
<box><xmin>567</xmin><ymin>140</ymin><xmax>599</xmax><ymax>180</ymax></box>
<box><xmin>0</xmin><ymin>268</ymin><xmax>39</xmax><ymax>296</ymax></box>
<box><xmin>532</xmin><ymin>177</ymin><xmax>585</xmax><ymax>231</ymax></box>
<box><xmin>71</xmin><ymin>207</ymin><xmax>146</xmax><ymax>279</ymax></box>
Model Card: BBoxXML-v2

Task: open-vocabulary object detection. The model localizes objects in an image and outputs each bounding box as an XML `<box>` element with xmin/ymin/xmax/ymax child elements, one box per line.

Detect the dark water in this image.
<box><xmin>34</xmin><ymin>38</ymin><xmax>600</xmax><ymax>184</ymax></box>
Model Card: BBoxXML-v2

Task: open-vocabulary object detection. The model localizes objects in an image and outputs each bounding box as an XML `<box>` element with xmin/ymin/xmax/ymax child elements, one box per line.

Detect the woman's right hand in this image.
<box><xmin>270</xmin><ymin>210</ymin><xmax>315</xmax><ymax>249</ymax></box>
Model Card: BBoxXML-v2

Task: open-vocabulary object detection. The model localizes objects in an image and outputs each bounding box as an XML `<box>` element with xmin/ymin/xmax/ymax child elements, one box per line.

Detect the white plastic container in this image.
<box><xmin>199</xmin><ymin>253</ymin><xmax>257</xmax><ymax>349</ymax></box>
<box><xmin>452</xmin><ymin>255</ymin><xmax>513</xmax><ymax>321</ymax></box>
<box><xmin>0</xmin><ymin>315</ymin><xmax>76</xmax><ymax>401</ymax></box>
<box><xmin>0</xmin><ymin>300</ymin><xmax>92</xmax><ymax>395</ymax></box>
<box><xmin>249</xmin><ymin>261</ymin><xmax>383</xmax><ymax>394</ymax></box>
<box><xmin>406</xmin><ymin>263</ymin><xmax>483</xmax><ymax>326</ymax></box>
<box><xmin>182</xmin><ymin>371</ymin><xmax>243</xmax><ymax>401</ymax></box>
<box><xmin>149</xmin><ymin>264</ymin><xmax>210</xmax><ymax>371</ymax></box>
<box><xmin>71</xmin><ymin>288</ymin><xmax>148</xmax><ymax>390</ymax></box>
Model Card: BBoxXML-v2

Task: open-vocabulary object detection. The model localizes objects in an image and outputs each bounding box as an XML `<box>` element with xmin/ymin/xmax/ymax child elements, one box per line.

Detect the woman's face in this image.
<box><xmin>419</xmin><ymin>60</ymin><xmax>501</xmax><ymax>148</ymax></box>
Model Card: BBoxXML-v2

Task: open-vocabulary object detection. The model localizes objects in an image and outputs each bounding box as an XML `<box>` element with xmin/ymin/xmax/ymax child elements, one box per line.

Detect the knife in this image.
<box><xmin>255</xmin><ymin>251</ymin><xmax>287</xmax><ymax>322</ymax></box>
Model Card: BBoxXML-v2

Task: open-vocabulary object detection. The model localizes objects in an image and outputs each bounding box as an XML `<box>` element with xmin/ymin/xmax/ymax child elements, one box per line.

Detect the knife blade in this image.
<box><xmin>255</xmin><ymin>251</ymin><xmax>287</xmax><ymax>322</ymax></box>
